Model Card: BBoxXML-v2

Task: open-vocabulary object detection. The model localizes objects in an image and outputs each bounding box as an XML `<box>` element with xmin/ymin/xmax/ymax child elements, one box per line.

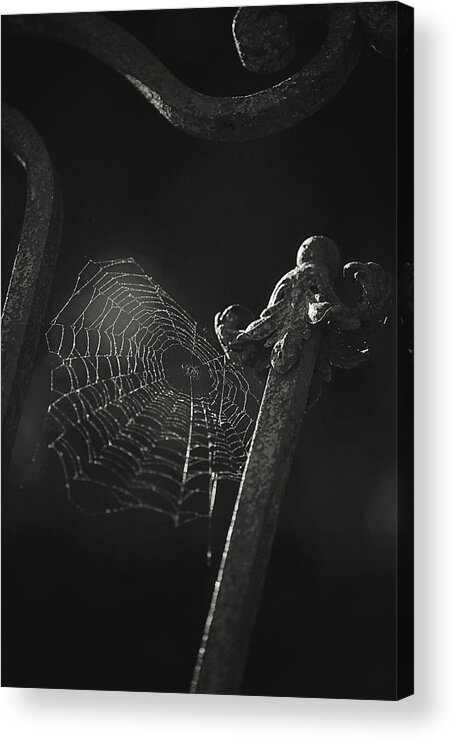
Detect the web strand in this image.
<box><xmin>46</xmin><ymin>258</ymin><xmax>260</xmax><ymax>540</ymax></box>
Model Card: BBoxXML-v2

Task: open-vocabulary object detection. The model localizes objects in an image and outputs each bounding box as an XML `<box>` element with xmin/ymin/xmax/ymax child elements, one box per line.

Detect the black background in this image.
<box><xmin>2</xmin><ymin>5</ymin><xmax>412</xmax><ymax>698</ymax></box>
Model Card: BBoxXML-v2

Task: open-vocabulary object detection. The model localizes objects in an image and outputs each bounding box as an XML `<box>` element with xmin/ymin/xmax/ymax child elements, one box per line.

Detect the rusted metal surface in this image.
<box><xmin>4</xmin><ymin>7</ymin><xmax>361</xmax><ymax>142</ymax></box>
<box><xmin>191</xmin><ymin>328</ymin><xmax>321</xmax><ymax>694</ymax></box>
<box><xmin>1</xmin><ymin>105</ymin><xmax>62</xmax><ymax>466</ymax></box>
<box><xmin>192</xmin><ymin>236</ymin><xmax>392</xmax><ymax>694</ymax></box>
<box><xmin>232</xmin><ymin>6</ymin><xmax>296</xmax><ymax>74</ymax></box>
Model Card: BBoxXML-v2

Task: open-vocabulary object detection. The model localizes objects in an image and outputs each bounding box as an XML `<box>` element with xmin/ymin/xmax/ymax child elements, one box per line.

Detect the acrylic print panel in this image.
<box><xmin>1</xmin><ymin>2</ymin><xmax>414</xmax><ymax>699</ymax></box>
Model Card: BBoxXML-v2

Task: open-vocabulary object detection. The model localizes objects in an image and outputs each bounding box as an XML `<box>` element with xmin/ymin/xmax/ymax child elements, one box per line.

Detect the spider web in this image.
<box><xmin>46</xmin><ymin>258</ymin><xmax>260</xmax><ymax>547</ymax></box>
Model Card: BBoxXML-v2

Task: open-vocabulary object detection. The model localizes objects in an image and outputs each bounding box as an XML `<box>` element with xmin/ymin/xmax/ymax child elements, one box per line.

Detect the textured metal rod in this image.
<box><xmin>1</xmin><ymin>105</ymin><xmax>62</xmax><ymax>466</ymax></box>
<box><xmin>191</xmin><ymin>234</ymin><xmax>392</xmax><ymax>694</ymax></box>
<box><xmin>191</xmin><ymin>327</ymin><xmax>321</xmax><ymax>694</ymax></box>
<box><xmin>4</xmin><ymin>8</ymin><xmax>360</xmax><ymax>142</ymax></box>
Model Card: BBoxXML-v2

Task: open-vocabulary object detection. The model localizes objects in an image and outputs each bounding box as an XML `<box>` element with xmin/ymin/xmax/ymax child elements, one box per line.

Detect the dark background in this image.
<box><xmin>2</xmin><ymin>5</ymin><xmax>412</xmax><ymax>698</ymax></box>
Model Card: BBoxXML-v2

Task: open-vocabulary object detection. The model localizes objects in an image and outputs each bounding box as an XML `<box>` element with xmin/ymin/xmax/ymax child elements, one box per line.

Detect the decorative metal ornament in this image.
<box><xmin>215</xmin><ymin>235</ymin><xmax>391</xmax><ymax>376</ymax></box>
<box><xmin>192</xmin><ymin>236</ymin><xmax>391</xmax><ymax>694</ymax></box>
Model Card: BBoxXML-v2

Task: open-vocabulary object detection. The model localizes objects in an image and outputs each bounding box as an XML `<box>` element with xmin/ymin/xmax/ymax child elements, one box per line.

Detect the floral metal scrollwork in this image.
<box><xmin>215</xmin><ymin>236</ymin><xmax>392</xmax><ymax>398</ymax></box>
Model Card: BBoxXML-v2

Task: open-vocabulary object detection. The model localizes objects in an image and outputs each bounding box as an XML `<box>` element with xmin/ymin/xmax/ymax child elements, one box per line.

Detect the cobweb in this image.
<box><xmin>46</xmin><ymin>258</ymin><xmax>260</xmax><ymax>556</ymax></box>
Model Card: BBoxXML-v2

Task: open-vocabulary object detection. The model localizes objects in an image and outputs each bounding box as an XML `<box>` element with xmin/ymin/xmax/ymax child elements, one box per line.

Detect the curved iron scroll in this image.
<box><xmin>1</xmin><ymin>105</ymin><xmax>62</xmax><ymax>466</ymax></box>
<box><xmin>5</xmin><ymin>7</ymin><xmax>361</xmax><ymax>142</ymax></box>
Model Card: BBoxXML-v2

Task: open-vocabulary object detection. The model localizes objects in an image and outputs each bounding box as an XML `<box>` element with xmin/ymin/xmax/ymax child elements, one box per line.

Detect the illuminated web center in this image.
<box><xmin>183</xmin><ymin>363</ymin><xmax>200</xmax><ymax>377</ymax></box>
